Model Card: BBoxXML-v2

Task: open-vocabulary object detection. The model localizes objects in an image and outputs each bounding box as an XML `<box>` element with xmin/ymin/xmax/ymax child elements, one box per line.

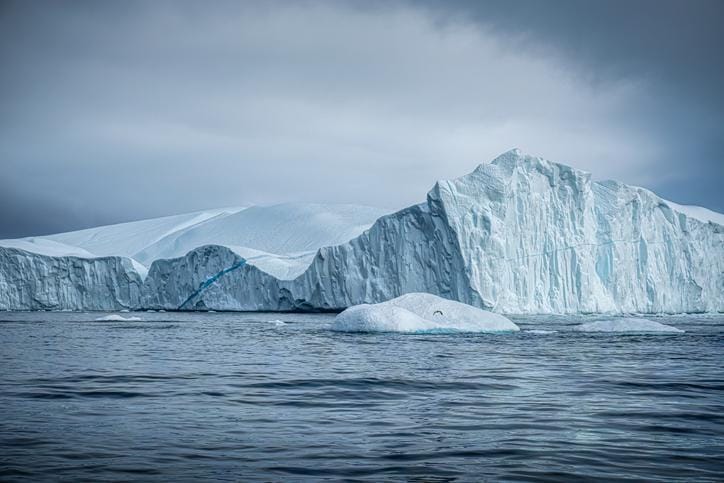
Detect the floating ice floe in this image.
<box><xmin>332</xmin><ymin>293</ymin><xmax>519</xmax><ymax>333</ymax></box>
<box><xmin>96</xmin><ymin>314</ymin><xmax>142</xmax><ymax>322</ymax></box>
<box><xmin>574</xmin><ymin>317</ymin><xmax>684</xmax><ymax>333</ymax></box>
<box><xmin>525</xmin><ymin>329</ymin><xmax>558</xmax><ymax>334</ymax></box>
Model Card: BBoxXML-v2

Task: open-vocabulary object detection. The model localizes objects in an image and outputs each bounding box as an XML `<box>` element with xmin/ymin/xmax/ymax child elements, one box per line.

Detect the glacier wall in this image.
<box><xmin>139</xmin><ymin>150</ymin><xmax>723</xmax><ymax>314</ymax></box>
<box><xmin>2</xmin><ymin>150</ymin><xmax>722</xmax><ymax>313</ymax></box>
<box><xmin>0</xmin><ymin>248</ymin><xmax>143</xmax><ymax>311</ymax></box>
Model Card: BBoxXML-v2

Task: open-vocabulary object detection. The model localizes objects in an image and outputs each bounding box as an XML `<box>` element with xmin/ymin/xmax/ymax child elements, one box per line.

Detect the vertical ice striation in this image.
<box><xmin>0</xmin><ymin>248</ymin><xmax>142</xmax><ymax>310</ymax></box>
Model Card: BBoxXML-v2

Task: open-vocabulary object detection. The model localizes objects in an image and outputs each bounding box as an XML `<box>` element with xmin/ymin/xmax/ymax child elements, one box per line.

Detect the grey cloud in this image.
<box><xmin>0</xmin><ymin>0</ymin><xmax>722</xmax><ymax>237</ymax></box>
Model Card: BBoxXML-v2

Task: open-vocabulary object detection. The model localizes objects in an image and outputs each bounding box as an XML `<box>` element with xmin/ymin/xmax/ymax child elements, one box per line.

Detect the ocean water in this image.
<box><xmin>1</xmin><ymin>311</ymin><xmax>723</xmax><ymax>481</ymax></box>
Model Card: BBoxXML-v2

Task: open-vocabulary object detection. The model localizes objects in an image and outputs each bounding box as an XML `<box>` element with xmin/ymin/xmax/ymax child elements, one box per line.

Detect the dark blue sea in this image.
<box><xmin>1</xmin><ymin>311</ymin><xmax>723</xmax><ymax>481</ymax></box>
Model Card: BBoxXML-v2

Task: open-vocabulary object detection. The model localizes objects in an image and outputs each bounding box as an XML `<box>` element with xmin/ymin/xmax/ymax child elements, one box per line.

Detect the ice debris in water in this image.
<box><xmin>332</xmin><ymin>293</ymin><xmax>519</xmax><ymax>333</ymax></box>
<box><xmin>575</xmin><ymin>317</ymin><xmax>684</xmax><ymax>333</ymax></box>
<box><xmin>96</xmin><ymin>314</ymin><xmax>142</xmax><ymax>322</ymax></box>
<box><xmin>525</xmin><ymin>329</ymin><xmax>558</xmax><ymax>334</ymax></box>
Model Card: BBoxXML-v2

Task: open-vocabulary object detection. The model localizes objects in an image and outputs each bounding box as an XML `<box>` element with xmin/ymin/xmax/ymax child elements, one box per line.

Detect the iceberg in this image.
<box><xmin>96</xmin><ymin>314</ymin><xmax>142</xmax><ymax>322</ymax></box>
<box><xmin>0</xmin><ymin>248</ymin><xmax>143</xmax><ymax>311</ymax></box>
<box><xmin>1</xmin><ymin>150</ymin><xmax>722</xmax><ymax>314</ymax></box>
<box><xmin>332</xmin><ymin>293</ymin><xmax>519</xmax><ymax>333</ymax></box>
<box><xmin>575</xmin><ymin>318</ymin><xmax>684</xmax><ymax>333</ymax></box>
<box><xmin>0</xmin><ymin>203</ymin><xmax>388</xmax><ymax>311</ymax></box>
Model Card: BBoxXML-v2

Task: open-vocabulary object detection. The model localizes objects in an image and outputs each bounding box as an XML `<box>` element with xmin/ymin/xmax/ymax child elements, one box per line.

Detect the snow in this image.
<box><xmin>0</xmin><ymin>203</ymin><xmax>388</xmax><ymax>282</ymax></box>
<box><xmin>662</xmin><ymin>200</ymin><xmax>724</xmax><ymax>226</ymax></box>
<box><xmin>332</xmin><ymin>293</ymin><xmax>520</xmax><ymax>333</ymax></box>
<box><xmin>0</xmin><ymin>238</ymin><xmax>96</xmax><ymax>258</ymax></box>
<box><xmin>48</xmin><ymin>207</ymin><xmax>245</xmax><ymax>260</ymax></box>
<box><xmin>132</xmin><ymin>203</ymin><xmax>388</xmax><ymax>268</ymax></box>
<box><xmin>215</xmin><ymin>245</ymin><xmax>316</xmax><ymax>280</ymax></box>
<box><xmin>95</xmin><ymin>314</ymin><xmax>142</xmax><ymax>321</ymax></box>
<box><xmin>575</xmin><ymin>318</ymin><xmax>684</xmax><ymax>333</ymax></box>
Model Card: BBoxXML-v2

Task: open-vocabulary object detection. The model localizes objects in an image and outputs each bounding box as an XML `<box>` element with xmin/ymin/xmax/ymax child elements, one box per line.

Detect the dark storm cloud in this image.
<box><xmin>0</xmin><ymin>0</ymin><xmax>722</xmax><ymax>238</ymax></box>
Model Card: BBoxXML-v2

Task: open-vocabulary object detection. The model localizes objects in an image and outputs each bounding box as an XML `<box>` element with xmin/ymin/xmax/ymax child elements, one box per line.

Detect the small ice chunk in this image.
<box><xmin>332</xmin><ymin>293</ymin><xmax>519</xmax><ymax>333</ymax></box>
<box><xmin>525</xmin><ymin>329</ymin><xmax>558</xmax><ymax>334</ymax></box>
<box><xmin>575</xmin><ymin>317</ymin><xmax>683</xmax><ymax>333</ymax></box>
<box><xmin>96</xmin><ymin>314</ymin><xmax>142</xmax><ymax>322</ymax></box>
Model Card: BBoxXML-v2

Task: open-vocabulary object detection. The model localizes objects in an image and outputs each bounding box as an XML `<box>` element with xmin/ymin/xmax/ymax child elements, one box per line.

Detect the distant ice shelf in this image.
<box><xmin>1</xmin><ymin>149</ymin><xmax>722</xmax><ymax>314</ymax></box>
<box><xmin>575</xmin><ymin>318</ymin><xmax>684</xmax><ymax>333</ymax></box>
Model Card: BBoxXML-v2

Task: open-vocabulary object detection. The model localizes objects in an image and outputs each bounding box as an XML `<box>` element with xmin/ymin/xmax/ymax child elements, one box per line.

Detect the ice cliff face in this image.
<box><xmin>138</xmin><ymin>150</ymin><xmax>723</xmax><ymax>314</ymax></box>
<box><xmin>0</xmin><ymin>248</ymin><xmax>142</xmax><ymax>310</ymax></box>
<box><xmin>427</xmin><ymin>151</ymin><xmax>723</xmax><ymax>313</ymax></box>
<box><xmin>2</xmin><ymin>150</ymin><xmax>722</xmax><ymax>313</ymax></box>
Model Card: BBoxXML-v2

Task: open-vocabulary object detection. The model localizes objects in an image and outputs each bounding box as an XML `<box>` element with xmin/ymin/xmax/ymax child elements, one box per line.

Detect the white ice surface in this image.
<box><xmin>575</xmin><ymin>317</ymin><xmax>684</xmax><ymax>333</ymax></box>
<box><xmin>132</xmin><ymin>203</ymin><xmax>388</xmax><ymax>268</ymax></box>
<box><xmin>95</xmin><ymin>314</ymin><xmax>142</xmax><ymax>321</ymax></box>
<box><xmin>0</xmin><ymin>238</ymin><xmax>96</xmax><ymax>258</ymax></box>
<box><xmin>664</xmin><ymin>200</ymin><xmax>724</xmax><ymax>226</ymax></box>
<box><xmin>48</xmin><ymin>207</ymin><xmax>246</xmax><ymax>259</ymax></box>
<box><xmin>1</xmin><ymin>203</ymin><xmax>387</xmax><ymax>281</ymax></box>
<box><xmin>332</xmin><ymin>293</ymin><xmax>520</xmax><ymax>333</ymax></box>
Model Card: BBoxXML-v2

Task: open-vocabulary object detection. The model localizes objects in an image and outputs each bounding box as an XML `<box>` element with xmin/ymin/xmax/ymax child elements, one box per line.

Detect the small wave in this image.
<box><xmin>575</xmin><ymin>318</ymin><xmax>684</xmax><ymax>333</ymax></box>
<box><xmin>95</xmin><ymin>314</ymin><xmax>141</xmax><ymax>322</ymax></box>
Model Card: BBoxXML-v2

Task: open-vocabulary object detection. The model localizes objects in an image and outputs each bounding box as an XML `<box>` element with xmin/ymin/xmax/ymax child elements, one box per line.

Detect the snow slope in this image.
<box><xmin>47</xmin><ymin>207</ymin><xmax>245</xmax><ymax>260</ymax></box>
<box><xmin>0</xmin><ymin>203</ymin><xmax>389</xmax><ymax>283</ymax></box>
<box><xmin>131</xmin><ymin>203</ymin><xmax>388</xmax><ymax>276</ymax></box>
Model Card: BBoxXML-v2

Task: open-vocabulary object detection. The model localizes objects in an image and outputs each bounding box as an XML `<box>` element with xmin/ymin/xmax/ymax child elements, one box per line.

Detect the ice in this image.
<box><xmin>0</xmin><ymin>238</ymin><xmax>96</xmax><ymax>258</ymax></box>
<box><xmin>0</xmin><ymin>203</ymin><xmax>388</xmax><ymax>283</ymax></box>
<box><xmin>332</xmin><ymin>293</ymin><xmax>520</xmax><ymax>333</ymax></box>
<box><xmin>131</xmin><ymin>203</ymin><xmax>389</xmax><ymax>270</ymax></box>
<box><xmin>575</xmin><ymin>318</ymin><xmax>684</xmax><ymax>333</ymax></box>
<box><xmin>525</xmin><ymin>329</ymin><xmax>558</xmax><ymax>334</ymax></box>
<box><xmin>1</xmin><ymin>149</ymin><xmax>722</xmax><ymax>313</ymax></box>
<box><xmin>663</xmin><ymin>200</ymin><xmax>724</xmax><ymax>226</ymax></box>
<box><xmin>96</xmin><ymin>314</ymin><xmax>142</xmax><ymax>321</ymax></box>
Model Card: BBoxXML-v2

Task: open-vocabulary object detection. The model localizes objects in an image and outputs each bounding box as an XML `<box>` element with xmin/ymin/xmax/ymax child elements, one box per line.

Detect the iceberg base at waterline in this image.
<box><xmin>95</xmin><ymin>314</ymin><xmax>142</xmax><ymax>322</ymax></box>
<box><xmin>332</xmin><ymin>293</ymin><xmax>520</xmax><ymax>333</ymax></box>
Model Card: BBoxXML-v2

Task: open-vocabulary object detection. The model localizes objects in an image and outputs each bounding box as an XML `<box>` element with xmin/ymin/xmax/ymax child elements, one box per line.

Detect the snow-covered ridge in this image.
<box><xmin>0</xmin><ymin>203</ymin><xmax>389</xmax><ymax>282</ymax></box>
<box><xmin>1</xmin><ymin>149</ymin><xmax>722</xmax><ymax>313</ymax></box>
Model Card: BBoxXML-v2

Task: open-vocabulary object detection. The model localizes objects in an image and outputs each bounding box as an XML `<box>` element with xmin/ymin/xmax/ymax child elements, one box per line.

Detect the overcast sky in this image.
<box><xmin>1</xmin><ymin>0</ymin><xmax>723</xmax><ymax>237</ymax></box>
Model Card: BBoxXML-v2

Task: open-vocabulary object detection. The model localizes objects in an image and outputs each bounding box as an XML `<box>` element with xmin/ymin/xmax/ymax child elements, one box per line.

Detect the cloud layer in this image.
<box><xmin>1</xmin><ymin>0</ymin><xmax>722</xmax><ymax>237</ymax></box>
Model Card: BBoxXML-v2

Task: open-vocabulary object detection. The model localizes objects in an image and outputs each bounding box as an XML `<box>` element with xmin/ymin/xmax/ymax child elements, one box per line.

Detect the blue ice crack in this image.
<box><xmin>178</xmin><ymin>259</ymin><xmax>247</xmax><ymax>310</ymax></box>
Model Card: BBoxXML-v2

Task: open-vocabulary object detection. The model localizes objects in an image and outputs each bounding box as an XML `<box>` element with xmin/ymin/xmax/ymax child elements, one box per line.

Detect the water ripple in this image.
<box><xmin>0</xmin><ymin>312</ymin><xmax>722</xmax><ymax>481</ymax></box>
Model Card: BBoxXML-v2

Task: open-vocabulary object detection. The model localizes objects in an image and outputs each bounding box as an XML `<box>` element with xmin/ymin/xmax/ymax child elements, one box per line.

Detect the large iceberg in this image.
<box><xmin>1</xmin><ymin>150</ymin><xmax>722</xmax><ymax>313</ymax></box>
<box><xmin>0</xmin><ymin>203</ymin><xmax>388</xmax><ymax>311</ymax></box>
<box><xmin>332</xmin><ymin>293</ymin><xmax>519</xmax><ymax>333</ymax></box>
